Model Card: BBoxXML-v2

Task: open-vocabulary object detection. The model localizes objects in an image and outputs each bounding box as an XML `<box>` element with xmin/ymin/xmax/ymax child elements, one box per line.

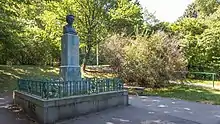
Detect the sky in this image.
<box><xmin>139</xmin><ymin>0</ymin><xmax>194</xmax><ymax>22</ymax></box>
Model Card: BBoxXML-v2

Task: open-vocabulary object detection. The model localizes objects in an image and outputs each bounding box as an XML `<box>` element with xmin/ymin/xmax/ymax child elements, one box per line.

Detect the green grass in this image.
<box><xmin>0</xmin><ymin>65</ymin><xmax>115</xmax><ymax>92</ymax></box>
<box><xmin>0</xmin><ymin>65</ymin><xmax>60</xmax><ymax>92</ymax></box>
<box><xmin>82</xmin><ymin>71</ymin><xmax>116</xmax><ymax>78</ymax></box>
<box><xmin>2</xmin><ymin>65</ymin><xmax>220</xmax><ymax>105</ymax></box>
<box><xmin>136</xmin><ymin>84</ymin><xmax>220</xmax><ymax>105</ymax></box>
<box><xmin>185</xmin><ymin>79</ymin><xmax>220</xmax><ymax>86</ymax></box>
<box><xmin>177</xmin><ymin>79</ymin><xmax>220</xmax><ymax>87</ymax></box>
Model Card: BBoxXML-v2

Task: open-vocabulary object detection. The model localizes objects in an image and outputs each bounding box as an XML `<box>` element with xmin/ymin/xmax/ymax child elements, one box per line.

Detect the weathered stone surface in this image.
<box><xmin>14</xmin><ymin>90</ymin><xmax>128</xmax><ymax>124</ymax></box>
<box><xmin>60</xmin><ymin>34</ymin><xmax>81</xmax><ymax>81</ymax></box>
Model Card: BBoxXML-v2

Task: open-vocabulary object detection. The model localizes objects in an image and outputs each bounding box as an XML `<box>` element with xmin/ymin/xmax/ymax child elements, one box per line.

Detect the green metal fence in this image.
<box><xmin>17</xmin><ymin>78</ymin><xmax>124</xmax><ymax>99</ymax></box>
<box><xmin>175</xmin><ymin>71</ymin><xmax>217</xmax><ymax>87</ymax></box>
<box><xmin>188</xmin><ymin>72</ymin><xmax>216</xmax><ymax>87</ymax></box>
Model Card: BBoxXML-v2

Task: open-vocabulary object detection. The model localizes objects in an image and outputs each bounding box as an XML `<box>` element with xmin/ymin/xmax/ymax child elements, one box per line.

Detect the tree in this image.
<box><xmin>0</xmin><ymin>0</ymin><xmax>62</xmax><ymax>65</ymax></box>
<box><xmin>69</xmin><ymin>0</ymin><xmax>112</xmax><ymax>71</ymax></box>
<box><xmin>208</xmin><ymin>6</ymin><xmax>220</xmax><ymax>21</ymax></box>
<box><xmin>182</xmin><ymin>3</ymin><xmax>198</xmax><ymax>18</ymax></box>
<box><xmin>0</xmin><ymin>0</ymin><xmax>26</xmax><ymax>64</ymax></box>
<box><xmin>0</xmin><ymin>0</ymin><xmax>144</xmax><ymax>67</ymax></box>
<box><xmin>170</xmin><ymin>18</ymin><xmax>208</xmax><ymax>71</ymax></box>
<box><xmin>195</xmin><ymin>0</ymin><xmax>219</xmax><ymax>16</ymax></box>
<box><xmin>70</xmin><ymin>0</ymin><xmax>143</xmax><ymax>70</ymax></box>
<box><xmin>199</xmin><ymin>26</ymin><xmax>220</xmax><ymax>72</ymax></box>
<box><xmin>108</xmin><ymin>0</ymin><xmax>143</xmax><ymax>35</ymax></box>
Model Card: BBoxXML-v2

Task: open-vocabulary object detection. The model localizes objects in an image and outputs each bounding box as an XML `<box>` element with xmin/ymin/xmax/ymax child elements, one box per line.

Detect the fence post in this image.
<box><xmin>47</xmin><ymin>81</ymin><xmax>49</xmax><ymax>100</ymax></box>
<box><xmin>212</xmin><ymin>74</ymin><xmax>215</xmax><ymax>88</ymax></box>
<box><xmin>58</xmin><ymin>80</ymin><xmax>61</xmax><ymax>98</ymax></box>
<box><xmin>17</xmin><ymin>79</ymin><xmax>20</xmax><ymax>91</ymax></box>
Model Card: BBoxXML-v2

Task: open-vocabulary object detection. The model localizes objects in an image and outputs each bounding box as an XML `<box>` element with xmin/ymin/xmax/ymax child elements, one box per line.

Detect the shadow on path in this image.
<box><xmin>0</xmin><ymin>92</ymin><xmax>36</xmax><ymax>124</ymax></box>
<box><xmin>2</xmin><ymin>92</ymin><xmax>220</xmax><ymax>124</ymax></box>
<box><xmin>59</xmin><ymin>105</ymin><xmax>200</xmax><ymax>124</ymax></box>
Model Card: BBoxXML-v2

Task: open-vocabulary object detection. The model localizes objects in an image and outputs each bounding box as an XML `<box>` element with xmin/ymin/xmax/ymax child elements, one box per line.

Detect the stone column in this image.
<box><xmin>60</xmin><ymin>34</ymin><xmax>81</xmax><ymax>81</ymax></box>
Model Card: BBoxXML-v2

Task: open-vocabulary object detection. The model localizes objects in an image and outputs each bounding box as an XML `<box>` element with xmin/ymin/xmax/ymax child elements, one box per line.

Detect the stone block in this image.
<box><xmin>14</xmin><ymin>90</ymin><xmax>128</xmax><ymax>124</ymax></box>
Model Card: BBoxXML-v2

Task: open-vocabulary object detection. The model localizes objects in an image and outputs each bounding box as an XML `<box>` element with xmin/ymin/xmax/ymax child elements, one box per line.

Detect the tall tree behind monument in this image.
<box><xmin>0</xmin><ymin>0</ymin><xmax>143</xmax><ymax>65</ymax></box>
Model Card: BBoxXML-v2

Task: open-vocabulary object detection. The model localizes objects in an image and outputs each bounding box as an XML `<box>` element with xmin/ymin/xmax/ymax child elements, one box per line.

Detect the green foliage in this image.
<box><xmin>195</xmin><ymin>0</ymin><xmax>219</xmax><ymax>16</ymax></box>
<box><xmin>171</xmin><ymin>18</ymin><xmax>207</xmax><ymax>36</ymax></box>
<box><xmin>199</xmin><ymin>27</ymin><xmax>220</xmax><ymax>71</ymax></box>
<box><xmin>0</xmin><ymin>0</ymin><xmax>144</xmax><ymax>66</ymax></box>
<box><xmin>208</xmin><ymin>6</ymin><xmax>220</xmax><ymax>22</ymax></box>
<box><xmin>170</xmin><ymin>18</ymin><xmax>208</xmax><ymax>71</ymax></box>
<box><xmin>182</xmin><ymin>3</ymin><xmax>198</xmax><ymax>18</ymax></box>
<box><xmin>175</xmin><ymin>0</ymin><xmax>220</xmax><ymax>72</ymax></box>
<box><xmin>0</xmin><ymin>0</ymin><xmax>62</xmax><ymax>65</ymax></box>
<box><xmin>108</xmin><ymin>0</ymin><xmax>143</xmax><ymax>35</ymax></box>
<box><xmin>0</xmin><ymin>0</ymin><xmax>24</xmax><ymax>64</ymax></box>
<box><xmin>71</xmin><ymin>0</ymin><xmax>112</xmax><ymax>67</ymax></box>
<box><xmin>101</xmin><ymin>33</ymin><xmax>186</xmax><ymax>88</ymax></box>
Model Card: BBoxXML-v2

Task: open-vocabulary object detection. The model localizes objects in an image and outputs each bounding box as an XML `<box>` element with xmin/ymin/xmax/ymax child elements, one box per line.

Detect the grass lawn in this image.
<box><xmin>184</xmin><ymin>79</ymin><xmax>220</xmax><ymax>86</ymax></box>
<box><xmin>0</xmin><ymin>65</ymin><xmax>114</xmax><ymax>92</ymax></box>
<box><xmin>132</xmin><ymin>84</ymin><xmax>220</xmax><ymax>105</ymax></box>
<box><xmin>0</xmin><ymin>65</ymin><xmax>60</xmax><ymax>92</ymax></box>
<box><xmin>1</xmin><ymin>65</ymin><xmax>220</xmax><ymax>105</ymax></box>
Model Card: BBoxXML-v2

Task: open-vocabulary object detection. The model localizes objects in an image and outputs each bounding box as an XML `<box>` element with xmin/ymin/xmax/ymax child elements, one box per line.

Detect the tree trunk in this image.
<box><xmin>82</xmin><ymin>46</ymin><xmax>91</xmax><ymax>72</ymax></box>
<box><xmin>82</xmin><ymin>28</ymin><xmax>93</xmax><ymax>72</ymax></box>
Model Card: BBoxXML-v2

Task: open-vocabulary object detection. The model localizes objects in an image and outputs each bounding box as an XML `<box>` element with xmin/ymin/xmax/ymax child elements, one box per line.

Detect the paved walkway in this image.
<box><xmin>130</xmin><ymin>96</ymin><xmax>220</xmax><ymax>124</ymax></box>
<box><xmin>1</xmin><ymin>94</ymin><xmax>220</xmax><ymax>124</ymax></box>
<box><xmin>58</xmin><ymin>96</ymin><xmax>220</xmax><ymax>124</ymax></box>
<box><xmin>0</xmin><ymin>92</ymin><xmax>32</xmax><ymax>124</ymax></box>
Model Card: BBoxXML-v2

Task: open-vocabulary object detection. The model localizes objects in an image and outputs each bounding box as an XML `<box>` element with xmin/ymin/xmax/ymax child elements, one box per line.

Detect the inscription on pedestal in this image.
<box><xmin>28</xmin><ymin>101</ymin><xmax>36</xmax><ymax>113</ymax></box>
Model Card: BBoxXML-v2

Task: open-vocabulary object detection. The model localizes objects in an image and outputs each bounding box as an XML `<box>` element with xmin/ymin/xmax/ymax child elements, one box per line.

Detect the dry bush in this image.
<box><xmin>101</xmin><ymin>33</ymin><xmax>186</xmax><ymax>88</ymax></box>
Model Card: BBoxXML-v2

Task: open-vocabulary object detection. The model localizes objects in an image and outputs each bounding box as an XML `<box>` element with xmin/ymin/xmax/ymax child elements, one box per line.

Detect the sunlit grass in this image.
<box><xmin>0</xmin><ymin>65</ymin><xmax>60</xmax><ymax>92</ymax></box>
<box><xmin>177</xmin><ymin>79</ymin><xmax>220</xmax><ymax>87</ymax></box>
<box><xmin>82</xmin><ymin>71</ymin><xmax>116</xmax><ymax>78</ymax></box>
<box><xmin>130</xmin><ymin>84</ymin><xmax>220</xmax><ymax>105</ymax></box>
<box><xmin>188</xmin><ymin>79</ymin><xmax>220</xmax><ymax>86</ymax></box>
<box><xmin>0</xmin><ymin>65</ymin><xmax>116</xmax><ymax>92</ymax></box>
<box><xmin>2</xmin><ymin>65</ymin><xmax>220</xmax><ymax>105</ymax></box>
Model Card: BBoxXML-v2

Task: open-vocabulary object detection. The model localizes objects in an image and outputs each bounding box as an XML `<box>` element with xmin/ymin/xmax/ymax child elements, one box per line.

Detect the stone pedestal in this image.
<box><xmin>60</xmin><ymin>34</ymin><xmax>81</xmax><ymax>81</ymax></box>
<box><xmin>14</xmin><ymin>90</ymin><xmax>129</xmax><ymax>124</ymax></box>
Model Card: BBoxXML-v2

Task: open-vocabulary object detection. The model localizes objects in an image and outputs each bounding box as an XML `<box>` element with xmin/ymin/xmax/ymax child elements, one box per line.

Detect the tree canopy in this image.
<box><xmin>0</xmin><ymin>0</ymin><xmax>143</xmax><ymax>66</ymax></box>
<box><xmin>1</xmin><ymin>0</ymin><xmax>220</xmax><ymax>74</ymax></box>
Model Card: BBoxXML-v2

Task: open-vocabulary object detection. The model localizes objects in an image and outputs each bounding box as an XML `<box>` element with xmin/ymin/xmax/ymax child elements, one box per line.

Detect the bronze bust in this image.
<box><xmin>63</xmin><ymin>14</ymin><xmax>77</xmax><ymax>35</ymax></box>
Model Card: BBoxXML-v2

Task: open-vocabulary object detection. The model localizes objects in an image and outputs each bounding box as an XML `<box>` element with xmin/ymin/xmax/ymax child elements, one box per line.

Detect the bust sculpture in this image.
<box><xmin>63</xmin><ymin>14</ymin><xmax>77</xmax><ymax>35</ymax></box>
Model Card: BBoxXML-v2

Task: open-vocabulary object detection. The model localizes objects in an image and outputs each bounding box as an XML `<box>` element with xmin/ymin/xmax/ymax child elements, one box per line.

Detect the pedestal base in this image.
<box><xmin>14</xmin><ymin>90</ymin><xmax>129</xmax><ymax>124</ymax></box>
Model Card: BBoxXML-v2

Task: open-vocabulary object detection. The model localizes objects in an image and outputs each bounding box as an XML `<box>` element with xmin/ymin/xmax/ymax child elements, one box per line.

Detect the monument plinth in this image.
<box><xmin>60</xmin><ymin>34</ymin><xmax>81</xmax><ymax>81</ymax></box>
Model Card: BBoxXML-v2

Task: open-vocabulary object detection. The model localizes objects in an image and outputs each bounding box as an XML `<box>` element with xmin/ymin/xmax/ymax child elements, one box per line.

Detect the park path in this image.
<box><xmin>58</xmin><ymin>96</ymin><xmax>220</xmax><ymax>124</ymax></box>
<box><xmin>0</xmin><ymin>92</ymin><xmax>35</xmax><ymax>124</ymax></box>
<box><xmin>1</xmin><ymin>93</ymin><xmax>220</xmax><ymax>124</ymax></box>
<box><xmin>130</xmin><ymin>96</ymin><xmax>220</xmax><ymax>124</ymax></box>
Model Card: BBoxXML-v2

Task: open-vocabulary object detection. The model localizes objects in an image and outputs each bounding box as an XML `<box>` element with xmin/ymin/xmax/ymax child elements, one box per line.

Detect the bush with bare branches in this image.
<box><xmin>101</xmin><ymin>33</ymin><xmax>186</xmax><ymax>88</ymax></box>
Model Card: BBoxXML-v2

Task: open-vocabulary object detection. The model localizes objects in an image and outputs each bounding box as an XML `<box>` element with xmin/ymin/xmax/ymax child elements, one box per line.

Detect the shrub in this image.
<box><xmin>101</xmin><ymin>33</ymin><xmax>186</xmax><ymax>88</ymax></box>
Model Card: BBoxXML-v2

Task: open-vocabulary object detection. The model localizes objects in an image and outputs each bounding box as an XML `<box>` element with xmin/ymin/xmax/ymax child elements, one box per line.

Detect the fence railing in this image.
<box><xmin>174</xmin><ymin>71</ymin><xmax>217</xmax><ymax>87</ymax></box>
<box><xmin>17</xmin><ymin>78</ymin><xmax>124</xmax><ymax>99</ymax></box>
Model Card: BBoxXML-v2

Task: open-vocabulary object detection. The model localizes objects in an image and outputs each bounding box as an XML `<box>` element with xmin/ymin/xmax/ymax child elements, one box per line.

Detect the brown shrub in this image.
<box><xmin>101</xmin><ymin>33</ymin><xmax>186</xmax><ymax>88</ymax></box>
